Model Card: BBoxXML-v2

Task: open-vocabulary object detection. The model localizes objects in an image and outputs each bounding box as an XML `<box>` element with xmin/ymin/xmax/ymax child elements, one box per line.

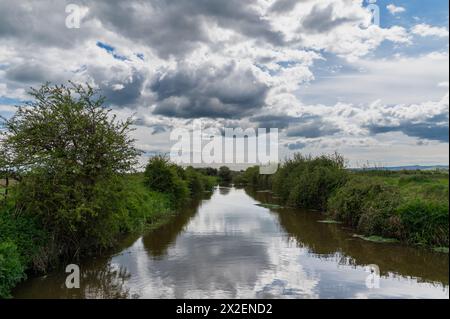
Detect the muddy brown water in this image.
<box><xmin>13</xmin><ymin>186</ymin><xmax>449</xmax><ymax>299</ymax></box>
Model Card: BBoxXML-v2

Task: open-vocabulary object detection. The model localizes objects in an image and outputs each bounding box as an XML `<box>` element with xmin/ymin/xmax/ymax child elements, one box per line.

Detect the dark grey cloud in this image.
<box><xmin>270</xmin><ymin>0</ymin><xmax>303</xmax><ymax>13</ymax></box>
<box><xmin>366</xmin><ymin>123</ymin><xmax>449</xmax><ymax>143</ymax></box>
<box><xmin>132</xmin><ymin>118</ymin><xmax>173</xmax><ymax>134</ymax></box>
<box><xmin>88</xmin><ymin>0</ymin><xmax>284</xmax><ymax>58</ymax></box>
<box><xmin>365</xmin><ymin>109</ymin><xmax>449</xmax><ymax>143</ymax></box>
<box><xmin>286</xmin><ymin>115</ymin><xmax>341</xmax><ymax>138</ymax></box>
<box><xmin>286</xmin><ymin>141</ymin><xmax>308</xmax><ymax>150</ymax></box>
<box><xmin>5</xmin><ymin>63</ymin><xmax>51</xmax><ymax>84</ymax></box>
<box><xmin>0</xmin><ymin>0</ymin><xmax>284</xmax><ymax>59</ymax></box>
<box><xmin>0</xmin><ymin>0</ymin><xmax>100</xmax><ymax>49</ymax></box>
<box><xmin>249</xmin><ymin>114</ymin><xmax>298</xmax><ymax>129</ymax></box>
<box><xmin>301</xmin><ymin>3</ymin><xmax>360</xmax><ymax>33</ymax></box>
<box><xmin>250</xmin><ymin>113</ymin><xmax>343</xmax><ymax>139</ymax></box>
<box><xmin>151</xmin><ymin>62</ymin><xmax>269</xmax><ymax>118</ymax></box>
<box><xmin>99</xmin><ymin>70</ymin><xmax>146</xmax><ymax>107</ymax></box>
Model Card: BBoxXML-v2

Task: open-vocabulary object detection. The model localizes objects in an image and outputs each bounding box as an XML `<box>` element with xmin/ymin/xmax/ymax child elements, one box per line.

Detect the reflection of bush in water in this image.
<box><xmin>219</xmin><ymin>186</ymin><xmax>232</xmax><ymax>195</ymax></box>
<box><xmin>142</xmin><ymin>199</ymin><xmax>202</xmax><ymax>257</ymax></box>
<box><xmin>81</xmin><ymin>264</ymin><xmax>131</xmax><ymax>299</ymax></box>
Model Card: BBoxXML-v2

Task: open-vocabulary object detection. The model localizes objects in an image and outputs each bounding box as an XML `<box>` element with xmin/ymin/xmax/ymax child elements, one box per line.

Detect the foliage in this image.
<box><xmin>0</xmin><ymin>241</ymin><xmax>26</xmax><ymax>298</ymax></box>
<box><xmin>144</xmin><ymin>156</ymin><xmax>218</xmax><ymax>204</ymax></box>
<box><xmin>0</xmin><ymin>197</ymin><xmax>49</xmax><ymax>270</ymax></box>
<box><xmin>236</xmin><ymin>152</ymin><xmax>449</xmax><ymax>248</ymax></box>
<box><xmin>328</xmin><ymin>175</ymin><xmax>449</xmax><ymax>247</ymax></box>
<box><xmin>397</xmin><ymin>200</ymin><xmax>449</xmax><ymax>246</ymax></box>
<box><xmin>117</xmin><ymin>174</ymin><xmax>173</xmax><ymax>233</ymax></box>
<box><xmin>327</xmin><ymin>177</ymin><xmax>401</xmax><ymax>230</ymax></box>
<box><xmin>144</xmin><ymin>155</ymin><xmax>189</xmax><ymax>204</ymax></box>
<box><xmin>218</xmin><ymin>166</ymin><xmax>232</xmax><ymax>184</ymax></box>
<box><xmin>0</xmin><ymin>82</ymin><xmax>141</xmax><ymax>259</ymax></box>
<box><xmin>184</xmin><ymin>167</ymin><xmax>217</xmax><ymax>195</ymax></box>
<box><xmin>1</xmin><ymin>82</ymin><xmax>140</xmax><ymax>180</ymax></box>
<box><xmin>271</xmin><ymin>153</ymin><xmax>348</xmax><ymax>210</ymax></box>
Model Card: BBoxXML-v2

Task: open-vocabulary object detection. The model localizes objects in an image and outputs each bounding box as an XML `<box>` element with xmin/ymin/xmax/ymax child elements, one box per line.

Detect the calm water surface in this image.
<box><xmin>14</xmin><ymin>187</ymin><xmax>449</xmax><ymax>299</ymax></box>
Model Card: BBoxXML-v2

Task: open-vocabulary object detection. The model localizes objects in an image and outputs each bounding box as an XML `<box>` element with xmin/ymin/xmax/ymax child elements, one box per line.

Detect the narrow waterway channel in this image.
<box><xmin>14</xmin><ymin>186</ymin><xmax>449</xmax><ymax>299</ymax></box>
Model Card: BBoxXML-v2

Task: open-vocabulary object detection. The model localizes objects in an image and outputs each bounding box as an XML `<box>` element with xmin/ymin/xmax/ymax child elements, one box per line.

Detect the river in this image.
<box><xmin>14</xmin><ymin>186</ymin><xmax>449</xmax><ymax>299</ymax></box>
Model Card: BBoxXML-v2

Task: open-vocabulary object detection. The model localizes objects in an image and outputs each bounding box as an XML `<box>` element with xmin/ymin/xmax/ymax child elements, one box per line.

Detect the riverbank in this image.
<box><xmin>12</xmin><ymin>186</ymin><xmax>449</xmax><ymax>299</ymax></box>
<box><xmin>235</xmin><ymin>154</ymin><xmax>449</xmax><ymax>250</ymax></box>
<box><xmin>0</xmin><ymin>168</ymin><xmax>217</xmax><ymax>298</ymax></box>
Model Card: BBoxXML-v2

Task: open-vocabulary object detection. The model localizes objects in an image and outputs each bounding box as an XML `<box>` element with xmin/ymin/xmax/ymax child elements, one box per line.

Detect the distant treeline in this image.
<box><xmin>234</xmin><ymin>153</ymin><xmax>449</xmax><ymax>250</ymax></box>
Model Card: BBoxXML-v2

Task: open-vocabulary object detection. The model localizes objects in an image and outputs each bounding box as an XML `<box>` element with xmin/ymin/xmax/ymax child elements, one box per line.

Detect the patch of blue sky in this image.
<box><xmin>373</xmin><ymin>0</ymin><xmax>449</xmax><ymax>28</ymax></box>
<box><xmin>96</xmin><ymin>41</ymin><xmax>129</xmax><ymax>61</ymax></box>
<box><xmin>362</xmin><ymin>0</ymin><xmax>448</xmax><ymax>59</ymax></box>
<box><xmin>0</xmin><ymin>96</ymin><xmax>22</xmax><ymax>105</ymax></box>
<box><xmin>0</xmin><ymin>110</ymin><xmax>14</xmax><ymax>120</ymax></box>
<box><xmin>372</xmin><ymin>36</ymin><xmax>448</xmax><ymax>59</ymax></box>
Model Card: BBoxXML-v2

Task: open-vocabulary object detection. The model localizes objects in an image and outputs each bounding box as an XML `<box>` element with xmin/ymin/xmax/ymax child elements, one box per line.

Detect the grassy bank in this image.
<box><xmin>236</xmin><ymin>153</ymin><xmax>449</xmax><ymax>250</ymax></box>
<box><xmin>0</xmin><ymin>174</ymin><xmax>169</xmax><ymax>298</ymax></box>
<box><xmin>0</xmin><ymin>168</ymin><xmax>216</xmax><ymax>298</ymax></box>
<box><xmin>328</xmin><ymin>171</ymin><xmax>448</xmax><ymax>247</ymax></box>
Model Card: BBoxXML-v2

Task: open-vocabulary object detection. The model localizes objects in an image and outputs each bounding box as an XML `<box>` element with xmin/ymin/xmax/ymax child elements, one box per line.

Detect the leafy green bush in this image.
<box><xmin>185</xmin><ymin>167</ymin><xmax>205</xmax><ymax>195</ymax></box>
<box><xmin>184</xmin><ymin>167</ymin><xmax>218</xmax><ymax>194</ymax></box>
<box><xmin>200</xmin><ymin>174</ymin><xmax>218</xmax><ymax>191</ymax></box>
<box><xmin>11</xmin><ymin>173</ymin><xmax>134</xmax><ymax>257</ymax></box>
<box><xmin>0</xmin><ymin>82</ymin><xmax>141</xmax><ymax>259</ymax></box>
<box><xmin>144</xmin><ymin>155</ymin><xmax>189</xmax><ymax>204</ymax></box>
<box><xmin>218</xmin><ymin>166</ymin><xmax>232</xmax><ymax>184</ymax></box>
<box><xmin>272</xmin><ymin>153</ymin><xmax>348</xmax><ymax>210</ymax></box>
<box><xmin>118</xmin><ymin>174</ymin><xmax>172</xmax><ymax>232</ymax></box>
<box><xmin>0</xmin><ymin>197</ymin><xmax>49</xmax><ymax>270</ymax></box>
<box><xmin>0</xmin><ymin>241</ymin><xmax>25</xmax><ymax>299</ymax></box>
<box><xmin>327</xmin><ymin>178</ymin><xmax>401</xmax><ymax>231</ymax></box>
<box><xmin>397</xmin><ymin>200</ymin><xmax>449</xmax><ymax>246</ymax></box>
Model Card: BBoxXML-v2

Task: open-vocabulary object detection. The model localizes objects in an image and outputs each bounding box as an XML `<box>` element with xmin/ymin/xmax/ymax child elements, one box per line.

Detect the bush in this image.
<box><xmin>0</xmin><ymin>197</ymin><xmax>49</xmax><ymax>270</ymax></box>
<box><xmin>118</xmin><ymin>174</ymin><xmax>172</xmax><ymax>232</ymax></box>
<box><xmin>11</xmin><ymin>173</ymin><xmax>135</xmax><ymax>257</ymax></box>
<box><xmin>185</xmin><ymin>167</ymin><xmax>205</xmax><ymax>195</ymax></box>
<box><xmin>218</xmin><ymin>166</ymin><xmax>232</xmax><ymax>184</ymax></box>
<box><xmin>144</xmin><ymin>156</ymin><xmax>189</xmax><ymax>204</ymax></box>
<box><xmin>200</xmin><ymin>174</ymin><xmax>218</xmax><ymax>191</ymax></box>
<box><xmin>272</xmin><ymin>153</ymin><xmax>348</xmax><ymax>210</ymax></box>
<box><xmin>0</xmin><ymin>241</ymin><xmax>26</xmax><ymax>298</ymax></box>
<box><xmin>327</xmin><ymin>178</ymin><xmax>401</xmax><ymax>230</ymax></box>
<box><xmin>0</xmin><ymin>82</ymin><xmax>140</xmax><ymax>259</ymax></box>
<box><xmin>397</xmin><ymin>200</ymin><xmax>449</xmax><ymax>246</ymax></box>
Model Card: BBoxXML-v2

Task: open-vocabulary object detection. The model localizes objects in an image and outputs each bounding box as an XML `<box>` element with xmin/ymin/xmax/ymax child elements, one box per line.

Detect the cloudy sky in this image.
<box><xmin>0</xmin><ymin>0</ymin><xmax>448</xmax><ymax>167</ymax></box>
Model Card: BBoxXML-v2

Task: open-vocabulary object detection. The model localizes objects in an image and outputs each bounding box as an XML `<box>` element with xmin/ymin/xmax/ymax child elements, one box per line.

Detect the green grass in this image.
<box><xmin>328</xmin><ymin>170</ymin><xmax>449</xmax><ymax>247</ymax></box>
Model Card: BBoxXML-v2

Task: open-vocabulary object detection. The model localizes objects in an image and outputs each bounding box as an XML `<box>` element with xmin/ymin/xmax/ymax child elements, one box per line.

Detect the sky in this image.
<box><xmin>0</xmin><ymin>0</ymin><xmax>448</xmax><ymax>168</ymax></box>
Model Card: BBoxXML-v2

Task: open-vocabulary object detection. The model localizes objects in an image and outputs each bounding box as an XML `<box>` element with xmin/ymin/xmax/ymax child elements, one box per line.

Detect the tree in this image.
<box><xmin>1</xmin><ymin>82</ymin><xmax>139</xmax><ymax>182</ymax></box>
<box><xmin>144</xmin><ymin>155</ymin><xmax>189</xmax><ymax>204</ymax></box>
<box><xmin>218</xmin><ymin>166</ymin><xmax>232</xmax><ymax>183</ymax></box>
<box><xmin>0</xmin><ymin>82</ymin><xmax>141</xmax><ymax>256</ymax></box>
